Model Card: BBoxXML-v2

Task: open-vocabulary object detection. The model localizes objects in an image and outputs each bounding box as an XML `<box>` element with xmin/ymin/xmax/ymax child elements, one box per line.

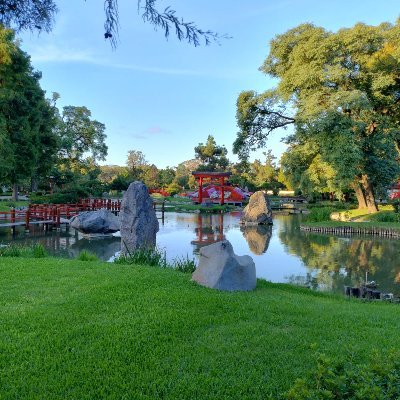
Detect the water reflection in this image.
<box><xmin>1</xmin><ymin>212</ymin><xmax>400</xmax><ymax>296</ymax></box>
<box><xmin>240</xmin><ymin>225</ymin><xmax>272</xmax><ymax>255</ymax></box>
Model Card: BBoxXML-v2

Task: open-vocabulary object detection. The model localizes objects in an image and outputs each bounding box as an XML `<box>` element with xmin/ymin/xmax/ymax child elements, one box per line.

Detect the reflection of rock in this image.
<box><xmin>192</xmin><ymin>240</ymin><xmax>256</xmax><ymax>291</ymax></box>
<box><xmin>70</xmin><ymin>209</ymin><xmax>120</xmax><ymax>234</ymax></box>
<box><xmin>240</xmin><ymin>225</ymin><xmax>272</xmax><ymax>255</ymax></box>
<box><xmin>120</xmin><ymin>181</ymin><xmax>159</xmax><ymax>255</ymax></box>
<box><xmin>240</xmin><ymin>191</ymin><xmax>273</xmax><ymax>225</ymax></box>
<box><xmin>68</xmin><ymin>237</ymin><xmax>121</xmax><ymax>261</ymax></box>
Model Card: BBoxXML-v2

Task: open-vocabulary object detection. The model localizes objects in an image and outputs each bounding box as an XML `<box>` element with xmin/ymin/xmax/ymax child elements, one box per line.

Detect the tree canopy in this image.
<box><xmin>234</xmin><ymin>20</ymin><xmax>400</xmax><ymax>210</ymax></box>
<box><xmin>194</xmin><ymin>135</ymin><xmax>229</xmax><ymax>172</ymax></box>
<box><xmin>0</xmin><ymin>26</ymin><xmax>58</xmax><ymax>200</ymax></box>
<box><xmin>1</xmin><ymin>0</ymin><xmax>226</xmax><ymax>48</ymax></box>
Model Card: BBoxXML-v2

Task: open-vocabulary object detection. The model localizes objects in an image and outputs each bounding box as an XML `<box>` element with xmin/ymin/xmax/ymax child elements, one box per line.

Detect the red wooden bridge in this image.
<box><xmin>0</xmin><ymin>198</ymin><xmax>121</xmax><ymax>231</ymax></box>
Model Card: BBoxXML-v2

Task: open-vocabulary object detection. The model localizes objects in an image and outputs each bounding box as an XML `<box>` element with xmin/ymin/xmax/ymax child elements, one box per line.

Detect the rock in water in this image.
<box><xmin>192</xmin><ymin>240</ymin><xmax>256</xmax><ymax>291</ymax></box>
<box><xmin>70</xmin><ymin>209</ymin><xmax>120</xmax><ymax>234</ymax></box>
<box><xmin>120</xmin><ymin>181</ymin><xmax>159</xmax><ymax>255</ymax></box>
<box><xmin>240</xmin><ymin>191</ymin><xmax>273</xmax><ymax>225</ymax></box>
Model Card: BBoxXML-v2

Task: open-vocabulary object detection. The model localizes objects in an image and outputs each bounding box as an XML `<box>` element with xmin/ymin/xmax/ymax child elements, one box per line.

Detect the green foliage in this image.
<box><xmin>367</xmin><ymin>211</ymin><xmax>400</xmax><ymax>223</ymax></box>
<box><xmin>0</xmin><ymin>244</ymin><xmax>47</xmax><ymax>258</ymax></box>
<box><xmin>194</xmin><ymin>135</ymin><xmax>229</xmax><ymax>171</ymax></box>
<box><xmin>171</xmin><ymin>255</ymin><xmax>197</xmax><ymax>273</ymax></box>
<box><xmin>306</xmin><ymin>207</ymin><xmax>335</xmax><ymax>222</ymax></box>
<box><xmin>115</xmin><ymin>246</ymin><xmax>167</xmax><ymax>268</ymax></box>
<box><xmin>285</xmin><ymin>350</ymin><xmax>400</xmax><ymax>400</ymax></box>
<box><xmin>235</xmin><ymin>20</ymin><xmax>400</xmax><ymax>210</ymax></box>
<box><xmin>30</xmin><ymin>186</ymin><xmax>90</xmax><ymax>204</ymax></box>
<box><xmin>392</xmin><ymin>200</ymin><xmax>400</xmax><ymax>214</ymax></box>
<box><xmin>76</xmin><ymin>250</ymin><xmax>98</xmax><ymax>262</ymax></box>
<box><xmin>0</xmin><ymin>26</ymin><xmax>58</xmax><ymax>198</ymax></box>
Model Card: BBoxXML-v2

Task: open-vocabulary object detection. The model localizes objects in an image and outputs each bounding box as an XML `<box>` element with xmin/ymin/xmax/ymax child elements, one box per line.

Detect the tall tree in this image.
<box><xmin>1</xmin><ymin>1</ymin><xmax>226</xmax><ymax>48</ymax></box>
<box><xmin>126</xmin><ymin>150</ymin><xmax>148</xmax><ymax>181</ymax></box>
<box><xmin>234</xmin><ymin>21</ymin><xmax>400</xmax><ymax>212</ymax></box>
<box><xmin>55</xmin><ymin>105</ymin><xmax>107</xmax><ymax>183</ymax></box>
<box><xmin>0</xmin><ymin>26</ymin><xmax>58</xmax><ymax>200</ymax></box>
<box><xmin>194</xmin><ymin>135</ymin><xmax>229</xmax><ymax>172</ymax></box>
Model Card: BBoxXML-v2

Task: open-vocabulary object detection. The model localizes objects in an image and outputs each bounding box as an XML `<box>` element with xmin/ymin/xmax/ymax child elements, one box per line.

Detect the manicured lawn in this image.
<box><xmin>1</xmin><ymin>258</ymin><xmax>399</xmax><ymax>399</ymax></box>
<box><xmin>303</xmin><ymin>220</ymin><xmax>400</xmax><ymax>231</ymax></box>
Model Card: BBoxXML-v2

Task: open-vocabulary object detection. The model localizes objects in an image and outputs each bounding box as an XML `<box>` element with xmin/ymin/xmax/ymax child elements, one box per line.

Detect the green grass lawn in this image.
<box><xmin>1</xmin><ymin>258</ymin><xmax>399</xmax><ymax>399</ymax></box>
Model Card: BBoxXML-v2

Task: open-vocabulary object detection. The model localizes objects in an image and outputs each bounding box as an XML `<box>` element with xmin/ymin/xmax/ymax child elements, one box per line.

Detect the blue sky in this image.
<box><xmin>19</xmin><ymin>0</ymin><xmax>400</xmax><ymax>168</ymax></box>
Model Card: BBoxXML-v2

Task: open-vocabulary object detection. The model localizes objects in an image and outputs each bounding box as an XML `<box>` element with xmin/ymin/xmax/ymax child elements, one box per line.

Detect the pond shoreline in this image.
<box><xmin>301</xmin><ymin>223</ymin><xmax>400</xmax><ymax>237</ymax></box>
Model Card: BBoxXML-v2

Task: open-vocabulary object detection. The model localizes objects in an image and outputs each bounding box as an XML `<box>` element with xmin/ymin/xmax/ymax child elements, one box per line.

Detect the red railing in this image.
<box><xmin>0</xmin><ymin>198</ymin><xmax>121</xmax><ymax>230</ymax></box>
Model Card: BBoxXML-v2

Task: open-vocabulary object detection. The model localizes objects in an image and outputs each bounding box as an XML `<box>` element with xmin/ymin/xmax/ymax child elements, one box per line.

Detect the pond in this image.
<box><xmin>1</xmin><ymin>211</ymin><xmax>400</xmax><ymax>296</ymax></box>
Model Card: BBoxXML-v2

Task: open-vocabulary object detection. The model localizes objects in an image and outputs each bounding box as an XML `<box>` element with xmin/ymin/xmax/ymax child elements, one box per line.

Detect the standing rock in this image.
<box><xmin>240</xmin><ymin>191</ymin><xmax>273</xmax><ymax>225</ymax></box>
<box><xmin>70</xmin><ymin>209</ymin><xmax>120</xmax><ymax>234</ymax></box>
<box><xmin>192</xmin><ymin>240</ymin><xmax>256</xmax><ymax>291</ymax></box>
<box><xmin>120</xmin><ymin>181</ymin><xmax>159</xmax><ymax>255</ymax></box>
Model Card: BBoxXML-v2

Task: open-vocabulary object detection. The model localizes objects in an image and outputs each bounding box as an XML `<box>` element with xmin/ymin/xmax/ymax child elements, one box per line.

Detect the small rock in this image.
<box><xmin>192</xmin><ymin>240</ymin><xmax>256</xmax><ymax>291</ymax></box>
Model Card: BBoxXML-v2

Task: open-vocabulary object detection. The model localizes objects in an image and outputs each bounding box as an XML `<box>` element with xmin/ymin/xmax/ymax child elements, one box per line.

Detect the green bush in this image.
<box><xmin>392</xmin><ymin>200</ymin><xmax>400</xmax><ymax>214</ymax></box>
<box><xmin>171</xmin><ymin>255</ymin><xmax>196</xmax><ymax>273</ymax></box>
<box><xmin>0</xmin><ymin>244</ymin><xmax>48</xmax><ymax>258</ymax></box>
<box><xmin>32</xmin><ymin>243</ymin><xmax>47</xmax><ymax>258</ymax></box>
<box><xmin>368</xmin><ymin>211</ymin><xmax>400</xmax><ymax>223</ymax></box>
<box><xmin>306</xmin><ymin>207</ymin><xmax>335</xmax><ymax>222</ymax></box>
<box><xmin>115</xmin><ymin>246</ymin><xmax>167</xmax><ymax>267</ymax></box>
<box><xmin>76</xmin><ymin>250</ymin><xmax>98</xmax><ymax>262</ymax></box>
<box><xmin>285</xmin><ymin>350</ymin><xmax>400</xmax><ymax>400</ymax></box>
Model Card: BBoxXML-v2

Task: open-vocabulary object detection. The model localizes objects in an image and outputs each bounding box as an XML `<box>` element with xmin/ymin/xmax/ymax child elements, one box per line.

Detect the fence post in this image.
<box><xmin>10</xmin><ymin>208</ymin><xmax>15</xmax><ymax>223</ymax></box>
<box><xmin>25</xmin><ymin>208</ymin><xmax>30</xmax><ymax>231</ymax></box>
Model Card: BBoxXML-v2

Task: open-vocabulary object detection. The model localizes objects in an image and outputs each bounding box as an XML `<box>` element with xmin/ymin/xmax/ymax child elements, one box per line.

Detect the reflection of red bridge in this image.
<box><xmin>191</xmin><ymin>214</ymin><xmax>225</xmax><ymax>247</ymax></box>
<box><xmin>389</xmin><ymin>182</ymin><xmax>400</xmax><ymax>200</ymax></box>
<box><xmin>0</xmin><ymin>199</ymin><xmax>121</xmax><ymax>231</ymax></box>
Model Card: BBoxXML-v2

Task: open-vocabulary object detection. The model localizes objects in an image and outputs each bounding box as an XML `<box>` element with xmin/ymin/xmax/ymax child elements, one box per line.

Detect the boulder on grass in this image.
<box><xmin>120</xmin><ymin>181</ymin><xmax>159</xmax><ymax>255</ymax></box>
<box><xmin>192</xmin><ymin>240</ymin><xmax>256</xmax><ymax>291</ymax></box>
<box><xmin>240</xmin><ymin>190</ymin><xmax>273</xmax><ymax>225</ymax></box>
<box><xmin>70</xmin><ymin>209</ymin><xmax>120</xmax><ymax>234</ymax></box>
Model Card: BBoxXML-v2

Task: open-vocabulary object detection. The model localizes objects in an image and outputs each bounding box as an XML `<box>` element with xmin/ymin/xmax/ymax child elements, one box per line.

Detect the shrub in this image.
<box><xmin>285</xmin><ymin>350</ymin><xmax>400</xmax><ymax>400</ymax></box>
<box><xmin>306</xmin><ymin>207</ymin><xmax>335</xmax><ymax>222</ymax></box>
<box><xmin>32</xmin><ymin>243</ymin><xmax>47</xmax><ymax>258</ymax></box>
<box><xmin>0</xmin><ymin>245</ymin><xmax>21</xmax><ymax>257</ymax></box>
<box><xmin>392</xmin><ymin>200</ymin><xmax>400</xmax><ymax>214</ymax></box>
<box><xmin>171</xmin><ymin>255</ymin><xmax>196</xmax><ymax>273</ymax></box>
<box><xmin>76</xmin><ymin>250</ymin><xmax>98</xmax><ymax>261</ymax></box>
<box><xmin>115</xmin><ymin>246</ymin><xmax>167</xmax><ymax>268</ymax></box>
<box><xmin>369</xmin><ymin>211</ymin><xmax>400</xmax><ymax>223</ymax></box>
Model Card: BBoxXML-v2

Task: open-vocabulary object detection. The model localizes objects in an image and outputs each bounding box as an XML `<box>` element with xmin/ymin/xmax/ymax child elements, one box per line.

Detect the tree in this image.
<box><xmin>1</xmin><ymin>1</ymin><xmax>226</xmax><ymax>49</ymax></box>
<box><xmin>0</xmin><ymin>27</ymin><xmax>58</xmax><ymax>200</ymax></box>
<box><xmin>234</xmin><ymin>21</ymin><xmax>400</xmax><ymax>212</ymax></box>
<box><xmin>55</xmin><ymin>105</ymin><xmax>108</xmax><ymax>180</ymax></box>
<box><xmin>126</xmin><ymin>150</ymin><xmax>148</xmax><ymax>181</ymax></box>
<box><xmin>194</xmin><ymin>135</ymin><xmax>229</xmax><ymax>172</ymax></box>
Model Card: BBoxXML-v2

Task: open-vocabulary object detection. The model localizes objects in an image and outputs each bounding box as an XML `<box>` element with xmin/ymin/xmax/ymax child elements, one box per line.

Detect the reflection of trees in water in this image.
<box><xmin>240</xmin><ymin>225</ymin><xmax>272</xmax><ymax>255</ymax></box>
<box><xmin>278</xmin><ymin>215</ymin><xmax>400</xmax><ymax>295</ymax></box>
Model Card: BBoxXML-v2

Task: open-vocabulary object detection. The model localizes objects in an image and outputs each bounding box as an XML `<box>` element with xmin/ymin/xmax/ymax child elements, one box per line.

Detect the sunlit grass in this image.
<box><xmin>1</xmin><ymin>257</ymin><xmax>399</xmax><ymax>399</ymax></box>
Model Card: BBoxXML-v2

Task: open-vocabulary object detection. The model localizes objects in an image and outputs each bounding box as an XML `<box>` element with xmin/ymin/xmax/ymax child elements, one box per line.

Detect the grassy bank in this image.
<box><xmin>1</xmin><ymin>258</ymin><xmax>399</xmax><ymax>399</ymax></box>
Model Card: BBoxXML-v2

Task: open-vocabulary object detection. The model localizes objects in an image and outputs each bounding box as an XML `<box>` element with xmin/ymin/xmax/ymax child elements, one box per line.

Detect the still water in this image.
<box><xmin>1</xmin><ymin>212</ymin><xmax>400</xmax><ymax>296</ymax></box>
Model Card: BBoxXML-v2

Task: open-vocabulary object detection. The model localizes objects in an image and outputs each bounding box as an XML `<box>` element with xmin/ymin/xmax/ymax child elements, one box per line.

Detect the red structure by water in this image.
<box><xmin>190</xmin><ymin>171</ymin><xmax>249</xmax><ymax>205</ymax></box>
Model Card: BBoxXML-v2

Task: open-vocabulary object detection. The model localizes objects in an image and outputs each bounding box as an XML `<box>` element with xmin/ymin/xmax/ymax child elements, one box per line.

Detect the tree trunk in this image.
<box><xmin>12</xmin><ymin>182</ymin><xmax>19</xmax><ymax>202</ymax></box>
<box><xmin>352</xmin><ymin>182</ymin><xmax>367</xmax><ymax>209</ymax></box>
<box><xmin>31</xmin><ymin>176</ymin><xmax>38</xmax><ymax>192</ymax></box>
<box><xmin>360</xmin><ymin>174</ymin><xmax>378</xmax><ymax>213</ymax></box>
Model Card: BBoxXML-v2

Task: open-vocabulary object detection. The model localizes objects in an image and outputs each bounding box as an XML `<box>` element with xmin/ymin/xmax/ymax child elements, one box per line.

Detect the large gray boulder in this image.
<box><xmin>120</xmin><ymin>181</ymin><xmax>159</xmax><ymax>255</ymax></box>
<box><xmin>70</xmin><ymin>209</ymin><xmax>120</xmax><ymax>234</ymax></box>
<box><xmin>240</xmin><ymin>191</ymin><xmax>273</xmax><ymax>225</ymax></box>
<box><xmin>192</xmin><ymin>240</ymin><xmax>256</xmax><ymax>291</ymax></box>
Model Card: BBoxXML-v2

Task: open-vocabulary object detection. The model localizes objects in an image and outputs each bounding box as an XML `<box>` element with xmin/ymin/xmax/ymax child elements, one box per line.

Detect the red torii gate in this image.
<box><xmin>192</xmin><ymin>171</ymin><xmax>231</xmax><ymax>205</ymax></box>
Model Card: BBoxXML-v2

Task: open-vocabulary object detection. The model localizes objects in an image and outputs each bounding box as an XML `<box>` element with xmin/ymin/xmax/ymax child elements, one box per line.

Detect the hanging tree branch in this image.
<box><xmin>0</xmin><ymin>0</ymin><xmax>228</xmax><ymax>49</ymax></box>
